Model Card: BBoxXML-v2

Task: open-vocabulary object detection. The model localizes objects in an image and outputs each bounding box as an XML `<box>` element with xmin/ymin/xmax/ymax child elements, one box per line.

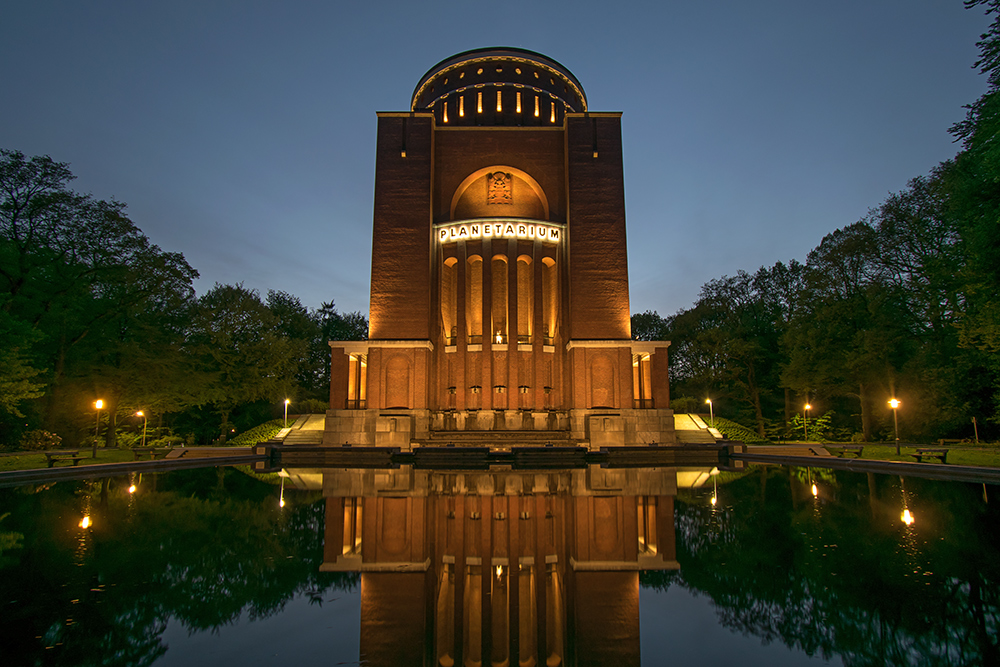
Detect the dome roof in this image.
<box><xmin>411</xmin><ymin>48</ymin><xmax>587</xmax><ymax>126</ymax></box>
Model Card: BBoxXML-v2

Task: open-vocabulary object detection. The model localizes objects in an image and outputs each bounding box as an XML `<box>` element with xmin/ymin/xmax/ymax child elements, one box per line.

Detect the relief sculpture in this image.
<box><xmin>487</xmin><ymin>171</ymin><xmax>513</xmax><ymax>204</ymax></box>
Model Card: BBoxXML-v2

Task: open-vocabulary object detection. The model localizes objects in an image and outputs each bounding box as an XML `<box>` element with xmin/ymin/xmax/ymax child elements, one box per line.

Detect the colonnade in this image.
<box><xmin>437</xmin><ymin>226</ymin><xmax>560</xmax><ymax>411</ymax></box>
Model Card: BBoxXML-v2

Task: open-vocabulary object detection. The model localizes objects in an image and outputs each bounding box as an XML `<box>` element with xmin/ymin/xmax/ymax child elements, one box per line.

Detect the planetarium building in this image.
<box><xmin>325</xmin><ymin>47</ymin><xmax>675</xmax><ymax>449</ymax></box>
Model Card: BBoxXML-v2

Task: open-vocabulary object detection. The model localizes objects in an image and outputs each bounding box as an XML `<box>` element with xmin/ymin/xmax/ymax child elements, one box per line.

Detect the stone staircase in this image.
<box><xmin>418</xmin><ymin>429</ymin><xmax>580</xmax><ymax>447</ymax></box>
<box><xmin>275</xmin><ymin>414</ymin><xmax>326</xmax><ymax>446</ymax></box>
<box><xmin>673</xmin><ymin>413</ymin><xmax>720</xmax><ymax>445</ymax></box>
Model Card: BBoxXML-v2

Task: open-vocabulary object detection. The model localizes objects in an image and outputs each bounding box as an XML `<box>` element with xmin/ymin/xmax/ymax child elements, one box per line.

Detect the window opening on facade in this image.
<box><xmin>517</xmin><ymin>255</ymin><xmax>532</xmax><ymax>344</ymax></box>
<box><xmin>491</xmin><ymin>255</ymin><xmax>508</xmax><ymax>345</ymax></box>
<box><xmin>467</xmin><ymin>255</ymin><xmax>483</xmax><ymax>343</ymax></box>
<box><xmin>347</xmin><ymin>354</ymin><xmax>367</xmax><ymax>409</ymax></box>
<box><xmin>633</xmin><ymin>353</ymin><xmax>652</xmax><ymax>408</ymax></box>
<box><xmin>442</xmin><ymin>257</ymin><xmax>457</xmax><ymax>345</ymax></box>
<box><xmin>542</xmin><ymin>256</ymin><xmax>557</xmax><ymax>345</ymax></box>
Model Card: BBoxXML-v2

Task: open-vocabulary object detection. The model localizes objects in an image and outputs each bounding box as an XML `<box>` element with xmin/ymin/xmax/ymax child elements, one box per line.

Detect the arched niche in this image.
<box><xmin>450</xmin><ymin>166</ymin><xmax>549</xmax><ymax>221</ymax></box>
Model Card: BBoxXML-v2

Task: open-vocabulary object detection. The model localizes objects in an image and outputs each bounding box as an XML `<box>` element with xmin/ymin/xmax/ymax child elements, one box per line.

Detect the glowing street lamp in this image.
<box><xmin>804</xmin><ymin>404</ymin><xmax>812</xmax><ymax>442</ymax></box>
<box><xmin>136</xmin><ymin>411</ymin><xmax>148</xmax><ymax>447</ymax></box>
<box><xmin>889</xmin><ymin>398</ymin><xmax>901</xmax><ymax>455</ymax></box>
<box><xmin>705</xmin><ymin>398</ymin><xmax>714</xmax><ymax>428</ymax></box>
<box><xmin>284</xmin><ymin>398</ymin><xmax>291</xmax><ymax>428</ymax></box>
<box><xmin>92</xmin><ymin>399</ymin><xmax>104</xmax><ymax>458</ymax></box>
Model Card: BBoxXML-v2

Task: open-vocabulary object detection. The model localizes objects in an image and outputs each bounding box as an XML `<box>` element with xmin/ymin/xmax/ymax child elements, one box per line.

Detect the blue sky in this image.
<box><xmin>1</xmin><ymin>0</ymin><xmax>990</xmax><ymax>316</ymax></box>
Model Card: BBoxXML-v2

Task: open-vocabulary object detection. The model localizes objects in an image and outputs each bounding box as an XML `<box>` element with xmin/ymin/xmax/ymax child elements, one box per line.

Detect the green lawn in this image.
<box><xmin>824</xmin><ymin>443</ymin><xmax>1000</xmax><ymax>468</ymax></box>
<box><xmin>0</xmin><ymin>448</ymin><xmax>139</xmax><ymax>472</ymax></box>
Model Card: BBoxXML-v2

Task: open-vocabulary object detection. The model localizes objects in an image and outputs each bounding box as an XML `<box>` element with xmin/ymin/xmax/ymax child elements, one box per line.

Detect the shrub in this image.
<box><xmin>230</xmin><ymin>419</ymin><xmax>284</xmax><ymax>446</ymax></box>
<box><xmin>712</xmin><ymin>417</ymin><xmax>771</xmax><ymax>445</ymax></box>
<box><xmin>114</xmin><ymin>432</ymin><xmax>143</xmax><ymax>449</ymax></box>
<box><xmin>19</xmin><ymin>430</ymin><xmax>62</xmax><ymax>451</ymax></box>
<box><xmin>670</xmin><ymin>396</ymin><xmax>702</xmax><ymax>413</ymax></box>
<box><xmin>148</xmin><ymin>435</ymin><xmax>184</xmax><ymax>448</ymax></box>
<box><xmin>297</xmin><ymin>398</ymin><xmax>329</xmax><ymax>414</ymax></box>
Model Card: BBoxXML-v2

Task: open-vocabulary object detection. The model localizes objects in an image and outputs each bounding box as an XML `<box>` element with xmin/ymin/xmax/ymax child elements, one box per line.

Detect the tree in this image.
<box><xmin>664</xmin><ymin>263</ymin><xmax>800</xmax><ymax>436</ymax></box>
<box><xmin>0</xmin><ymin>310</ymin><xmax>44</xmax><ymax>419</ymax></box>
<box><xmin>187</xmin><ymin>284</ymin><xmax>301</xmax><ymax>437</ymax></box>
<box><xmin>631</xmin><ymin>310</ymin><xmax>669</xmax><ymax>341</ymax></box>
<box><xmin>948</xmin><ymin>0</ymin><xmax>1000</xmax><ymax>420</ymax></box>
<box><xmin>782</xmin><ymin>223</ymin><xmax>913</xmax><ymax>441</ymax></box>
<box><xmin>1</xmin><ymin>149</ymin><xmax>200</xmax><ymax>443</ymax></box>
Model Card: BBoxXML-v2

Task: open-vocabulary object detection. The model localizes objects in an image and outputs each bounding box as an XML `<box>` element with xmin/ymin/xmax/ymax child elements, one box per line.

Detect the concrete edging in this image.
<box><xmin>732</xmin><ymin>452</ymin><xmax>1000</xmax><ymax>485</ymax></box>
<box><xmin>0</xmin><ymin>454</ymin><xmax>266</xmax><ymax>488</ymax></box>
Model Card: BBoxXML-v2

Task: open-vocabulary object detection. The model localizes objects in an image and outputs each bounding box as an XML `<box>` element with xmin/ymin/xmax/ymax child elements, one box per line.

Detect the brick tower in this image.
<box><xmin>326</xmin><ymin>47</ymin><xmax>674</xmax><ymax>448</ymax></box>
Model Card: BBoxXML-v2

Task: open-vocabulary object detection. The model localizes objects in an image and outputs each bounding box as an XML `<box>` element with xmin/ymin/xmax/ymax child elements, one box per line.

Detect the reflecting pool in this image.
<box><xmin>0</xmin><ymin>464</ymin><xmax>997</xmax><ymax>666</ymax></box>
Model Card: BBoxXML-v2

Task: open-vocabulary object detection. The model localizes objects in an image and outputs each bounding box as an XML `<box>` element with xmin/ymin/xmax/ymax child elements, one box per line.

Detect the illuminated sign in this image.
<box><xmin>436</xmin><ymin>220</ymin><xmax>562</xmax><ymax>243</ymax></box>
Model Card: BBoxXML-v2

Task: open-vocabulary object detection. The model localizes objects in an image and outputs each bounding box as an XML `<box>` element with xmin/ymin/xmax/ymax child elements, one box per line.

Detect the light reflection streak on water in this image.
<box><xmin>75</xmin><ymin>493</ymin><xmax>92</xmax><ymax>567</ymax></box>
<box><xmin>898</xmin><ymin>478</ymin><xmax>928</xmax><ymax>583</ymax></box>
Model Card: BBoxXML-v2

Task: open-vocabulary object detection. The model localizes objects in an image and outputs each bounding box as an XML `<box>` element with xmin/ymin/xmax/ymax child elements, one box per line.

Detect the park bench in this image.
<box><xmin>911</xmin><ymin>447</ymin><xmax>949</xmax><ymax>464</ymax></box>
<box><xmin>44</xmin><ymin>450</ymin><xmax>87</xmax><ymax>468</ymax></box>
<box><xmin>132</xmin><ymin>447</ymin><xmax>173</xmax><ymax>460</ymax></box>
<box><xmin>834</xmin><ymin>445</ymin><xmax>864</xmax><ymax>458</ymax></box>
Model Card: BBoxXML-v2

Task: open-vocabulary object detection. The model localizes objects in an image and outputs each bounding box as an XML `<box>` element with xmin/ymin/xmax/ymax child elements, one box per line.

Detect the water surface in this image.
<box><xmin>0</xmin><ymin>464</ymin><xmax>996</xmax><ymax>666</ymax></box>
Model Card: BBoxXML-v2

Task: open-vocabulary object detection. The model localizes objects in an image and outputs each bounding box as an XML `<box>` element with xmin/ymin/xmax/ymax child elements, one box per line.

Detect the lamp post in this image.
<box><xmin>804</xmin><ymin>403</ymin><xmax>812</xmax><ymax>442</ymax></box>
<box><xmin>889</xmin><ymin>398</ymin><xmax>901</xmax><ymax>455</ymax></box>
<box><xmin>705</xmin><ymin>398</ymin><xmax>714</xmax><ymax>428</ymax></box>
<box><xmin>284</xmin><ymin>399</ymin><xmax>290</xmax><ymax>428</ymax></box>
<box><xmin>136</xmin><ymin>411</ymin><xmax>148</xmax><ymax>447</ymax></box>
<box><xmin>92</xmin><ymin>399</ymin><xmax>104</xmax><ymax>458</ymax></box>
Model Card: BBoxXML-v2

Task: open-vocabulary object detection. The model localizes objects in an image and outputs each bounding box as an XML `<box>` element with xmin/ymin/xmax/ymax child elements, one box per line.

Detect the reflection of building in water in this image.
<box><xmin>306</xmin><ymin>466</ymin><xmax>689</xmax><ymax>667</ymax></box>
<box><xmin>325</xmin><ymin>47</ymin><xmax>675</xmax><ymax>449</ymax></box>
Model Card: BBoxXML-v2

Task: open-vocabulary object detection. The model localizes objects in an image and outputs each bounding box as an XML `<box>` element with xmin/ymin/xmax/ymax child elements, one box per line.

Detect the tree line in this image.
<box><xmin>633</xmin><ymin>0</ymin><xmax>1000</xmax><ymax>443</ymax></box>
<box><xmin>0</xmin><ymin>149</ymin><xmax>367</xmax><ymax>447</ymax></box>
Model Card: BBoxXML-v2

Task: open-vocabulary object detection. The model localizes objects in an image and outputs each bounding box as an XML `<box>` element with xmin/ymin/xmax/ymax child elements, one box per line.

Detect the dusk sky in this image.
<box><xmin>2</xmin><ymin>1</ymin><xmax>990</xmax><ymax>318</ymax></box>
